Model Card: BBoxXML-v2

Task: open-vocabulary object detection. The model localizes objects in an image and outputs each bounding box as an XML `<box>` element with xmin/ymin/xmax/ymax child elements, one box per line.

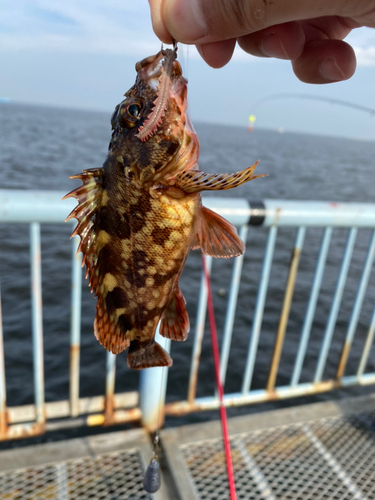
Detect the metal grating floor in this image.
<box><xmin>2</xmin><ymin>397</ymin><xmax>375</xmax><ymax>499</ymax></box>
<box><xmin>0</xmin><ymin>448</ymin><xmax>151</xmax><ymax>500</ymax></box>
<box><xmin>0</xmin><ymin>428</ymin><xmax>169</xmax><ymax>500</ymax></box>
<box><xmin>180</xmin><ymin>413</ymin><xmax>375</xmax><ymax>499</ymax></box>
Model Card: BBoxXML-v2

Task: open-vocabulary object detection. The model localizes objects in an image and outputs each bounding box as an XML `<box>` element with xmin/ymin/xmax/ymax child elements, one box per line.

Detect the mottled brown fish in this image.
<box><xmin>64</xmin><ymin>46</ymin><xmax>264</xmax><ymax>370</ymax></box>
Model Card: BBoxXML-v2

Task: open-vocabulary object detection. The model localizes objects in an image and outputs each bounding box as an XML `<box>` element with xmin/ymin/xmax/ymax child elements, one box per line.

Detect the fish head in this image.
<box><xmin>109</xmin><ymin>48</ymin><xmax>199</xmax><ymax>183</ymax></box>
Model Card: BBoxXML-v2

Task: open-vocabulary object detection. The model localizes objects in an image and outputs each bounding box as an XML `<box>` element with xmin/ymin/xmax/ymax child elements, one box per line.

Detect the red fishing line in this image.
<box><xmin>202</xmin><ymin>255</ymin><xmax>237</xmax><ymax>500</ymax></box>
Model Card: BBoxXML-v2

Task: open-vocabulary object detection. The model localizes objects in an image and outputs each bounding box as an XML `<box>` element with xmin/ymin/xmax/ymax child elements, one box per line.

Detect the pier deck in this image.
<box><xmin>1</xmin><ymin>394</ymin><xmax>375</xmax><ymax>499</ymax></box>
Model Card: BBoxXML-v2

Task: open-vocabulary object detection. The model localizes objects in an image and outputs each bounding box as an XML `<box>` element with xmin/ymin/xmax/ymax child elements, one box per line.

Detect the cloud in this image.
<box><xmin>346</xmin><ymin>27</ymin><xmax>375</xmax><ymax>67</ymax></box>
<box><xmin>1</xmin><ymin>1</ymin><xmax>375</xmax><ymax>68</ymax></box>
<box><xmin>353</xmin><ymin>46</ymin><xmax>375</xmax><ymax>67</ymax></box>
<box><xmin>0</xmin><ymin>0</ymin><xmax>159</xmax><ymax>55</ymax></box>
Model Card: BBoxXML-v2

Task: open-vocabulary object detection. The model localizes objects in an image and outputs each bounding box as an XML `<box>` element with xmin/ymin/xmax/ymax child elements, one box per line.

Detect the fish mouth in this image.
<box><xmin>135</xmin><ymin>47</ymin><xmax>187</xmax><ymax>142</ymax></box>
<box><xmin>136</xmin><ymin>48</ymin><xmax>180</xmax><ymax>87</ymax></box>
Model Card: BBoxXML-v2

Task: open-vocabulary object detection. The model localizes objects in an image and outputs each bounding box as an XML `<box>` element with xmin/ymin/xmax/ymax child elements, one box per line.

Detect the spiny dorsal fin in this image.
<box><xmin>63</xmin><ymin>167</ymin><xmax>104</xmax><ymax>286</ymax></box>
<box><xmin>64</xmin><ymin>168</ymin><xmax>132</xmax><ymax>355</ymax></box>
<box><xmin>174</xmin><ymin>161</ymin><xmax>265</xmax><ymax>193</ymax></box>
<box><xmin>196</xmin><ymin>206</ymin><xmax>245</xmax><ymax>258</ymax></box>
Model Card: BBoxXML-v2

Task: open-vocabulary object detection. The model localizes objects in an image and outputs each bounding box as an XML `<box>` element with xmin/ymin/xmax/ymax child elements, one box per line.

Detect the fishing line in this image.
<box><xmin>252</xmin><ymin>93</ymin><xmax>375</xmax><ymax>116</ymax></box>
<box><xmin>144</xmin><ymin>41</ymin><xmax>183</xmax><ymax>494</ymax></box>
<box><xmin>142</xmin><ymin>363</ymin><xmax>166</xmax><ymax>493</ymax></box>
<box><xmin>202</xmin><ymin>255</ymin><xmax>238</xmax><ymax>500</ymax></box>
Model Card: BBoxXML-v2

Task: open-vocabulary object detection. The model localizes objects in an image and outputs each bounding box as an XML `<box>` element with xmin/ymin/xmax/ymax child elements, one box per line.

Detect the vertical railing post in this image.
<box><xmin>0</xmin><ymin>283</ymin><xmax>7</xmax><ymax>436</ymax></box>
<box><xmin>242</xmin><ymin>226</ymin><xmax>278</xmax><ymax>394</ymax></box>
<box><xmin>292</xmin><ymin>226</ymin><xmax>333</xmax><ymax>386</ymax></box>
<box><xmin>105</xmin><ymin>352</ymin><xmax>116</xmax><ymax>421</ymax></box>
<box><xmin>220</xmin><ymin>226</ymin><xmax>249</xmax><ymax>385</ymax></box>
<box><xmin>30</xmin><ymin>223</ymin><xmax>45</xmax><ymax>426</ymax></box>
<box><xmin>313</xmin><ymin>228</ymin><xmax>357</xmax><ymax>383</ymax></box>
<box><xmin>188</xmin><ymin>256</ymin><xmax>213</xmax><ymax>404</ymax></box>
<box><xmin>357</xmin><ymin>302</ymin><xmax>375</xmax><ymax>378</ymax></box>
<box><xmin>139</xmin><ymin>327</ymin><xmax>171</xmax><ymax>432</ymax></box>
<box><xmin>336</xmin><ymin>230</ymin><xmax>375</xmax><ymax>379</ymax></box>
<box><xmin>267</xmin><ymin>226</ymin><xmax>305</xmax><ymax>392</ymax></box>
<box><xmin>69</xmin><ymin>235</ymin><xmax>82</xmax><ymax>418</ymax></box>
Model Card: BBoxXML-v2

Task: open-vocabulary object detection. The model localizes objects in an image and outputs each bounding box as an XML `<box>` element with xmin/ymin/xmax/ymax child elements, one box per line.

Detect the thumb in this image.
<box><xmin>160</xmin><ymin>0</ymin><xmax>339</xmax><ymax>44</ymax></box>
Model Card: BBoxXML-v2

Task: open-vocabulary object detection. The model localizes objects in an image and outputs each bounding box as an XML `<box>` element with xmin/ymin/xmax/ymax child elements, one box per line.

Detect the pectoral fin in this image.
<box><xmin>195</xmin><ymin>206</ymin><xmax>245</xmax><ymax>258</ymax></box>
<box><xmin>174</xmin><ymin>161</ymin><xmax>264</xmax><ymax>193</ymax></box>
<box><xmin>159</xmin><ymin>286</ymin><xmax>190</xmax><ymax>341</ymax></box>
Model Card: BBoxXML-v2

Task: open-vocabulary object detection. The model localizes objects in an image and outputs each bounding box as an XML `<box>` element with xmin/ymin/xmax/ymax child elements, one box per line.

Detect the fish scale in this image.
<box><xmin>64</xmin><ymin>46</ymin><xmax>265</xmax><ymax>369</ymax></box>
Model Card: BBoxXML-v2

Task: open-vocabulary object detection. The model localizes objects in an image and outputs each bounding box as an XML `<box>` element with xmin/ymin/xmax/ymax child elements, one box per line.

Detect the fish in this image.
<box><xmin>64</xmin><ymin>46</ymin><xmax>265</xmax><ymax>370</ymax></box>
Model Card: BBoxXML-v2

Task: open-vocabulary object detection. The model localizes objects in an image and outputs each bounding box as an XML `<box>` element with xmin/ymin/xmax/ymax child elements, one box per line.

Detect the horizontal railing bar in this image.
<box><xmin>165</xmin><ymin>373</ymin><xmax>375</xmax><ymax>415</ymax></box>
<box><xmin>260</xmin><ymin>200</ymin><xmax>375</xmax><ymax>228</ymax></box>
<box><xmin>2</xmin><ymin>190</ymin><xmax>375</xmax><ymax>227</ymax></box>
<box><xmin>7</xmin><ymin>392</ymin><xmax>139</xmax><ymax>424</ymax></box>
<box><xmin>0</xmin><ymin>408</ymin><xmax>142</xmax><ymax>441</ymax></box>
<box><xmin>0</xmin><ymin>190</ymin><xmax>76</xmax><ymax>224</ymax></box>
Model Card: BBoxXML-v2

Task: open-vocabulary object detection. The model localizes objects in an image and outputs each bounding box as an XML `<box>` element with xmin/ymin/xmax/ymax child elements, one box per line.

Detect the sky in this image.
<box><xmin>1</xmin><ymin>1</ymin><xmax>375</xmax><ymax>140</ymax></box>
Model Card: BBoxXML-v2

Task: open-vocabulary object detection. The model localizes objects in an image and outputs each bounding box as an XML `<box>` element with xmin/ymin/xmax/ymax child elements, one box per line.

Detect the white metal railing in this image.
<box><xmin>1</xmin><ymin>189</ymin><xmax>375</xmax><ymax>438</ymax></box>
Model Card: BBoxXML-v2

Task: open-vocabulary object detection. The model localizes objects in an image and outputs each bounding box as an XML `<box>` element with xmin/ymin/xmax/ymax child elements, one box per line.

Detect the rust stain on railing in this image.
<box><xmin>69</xmin><ymin>343</ymin><xmax>81</xmax><ymax>418</ymax></box>
<box><xmin>165</xmin><ymin>379</ymin><xmax>343</xmax><ymax>416</ymax></box>
<box><xmin>104</xmin><ymin>393</ymin><xmax>115</xmax><ymax>424</ymax></box>
<box><xmin>0</xmin><ymin>409</ymin><xmax>8</xmax><ymax>436</ymax></box>
<box><xmin>0</xmin><ymin>422</ymin><xmax>45</xmax><ymax>441</ymax></box>
<box><xmin>187</xmin><ymin>348</ymin><xmax>202</xmax><ymax>405</ymax></box>
<box><xmin>88</xmin><ymin>408</ymin><xmax>142</xmax><ymax>427</ymax></box>
<box><xmin>267</xmin><ymin>240</ymin><xmax>304</xmax><ymax>392</ymax></box>
<box><xmin>336</xmin><ymin>340</ymin><xmax>351</xmax><ymax>380</ymax></box>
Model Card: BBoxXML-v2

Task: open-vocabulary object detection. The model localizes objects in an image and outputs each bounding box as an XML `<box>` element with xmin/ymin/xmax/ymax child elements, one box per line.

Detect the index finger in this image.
<box><xmin>150</xmin><ymin>0</ymin><xmax>361</xmax><ymax>44</ymax></box>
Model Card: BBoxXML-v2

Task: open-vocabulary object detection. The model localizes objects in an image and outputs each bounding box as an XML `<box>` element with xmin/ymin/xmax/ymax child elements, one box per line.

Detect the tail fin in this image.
<box><xmin>127</xmin><ymin>340</ymin><xmax>172</xmax><ymax>370</ymax></box>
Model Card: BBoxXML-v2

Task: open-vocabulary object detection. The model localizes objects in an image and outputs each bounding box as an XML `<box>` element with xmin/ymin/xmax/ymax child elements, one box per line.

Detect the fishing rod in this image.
<box><xmin>247</xmin><ymin>93</ymin><xmax>375</xmax><ymax>128</ymax></box>
<box><xmin>251</xmin><ymin>93</ymin><xmax>375</xmax><ymax>116</ymax></box>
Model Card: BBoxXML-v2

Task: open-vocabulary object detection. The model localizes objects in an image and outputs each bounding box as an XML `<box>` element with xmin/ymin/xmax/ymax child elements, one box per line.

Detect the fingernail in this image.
<box><xmin>164</xmin><ymin>0</ymin><xmax>208</xmax><ymax>42</ymax></box>
<box><xmin>320</xmin><ymin>57</ymin><xmax>346</xmax><ymax>81</ymax></box>
<box><xmin>260</xmin><ymin>34</ymin><xmax>289</xmax><ymax>59</ymax></box>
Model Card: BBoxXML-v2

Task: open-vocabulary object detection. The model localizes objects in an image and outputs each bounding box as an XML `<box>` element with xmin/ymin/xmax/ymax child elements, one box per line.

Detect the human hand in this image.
<box><xmin>149</xmin><ymin>0</ymin><xmax>375</xmax><ymax>84</ymax></box>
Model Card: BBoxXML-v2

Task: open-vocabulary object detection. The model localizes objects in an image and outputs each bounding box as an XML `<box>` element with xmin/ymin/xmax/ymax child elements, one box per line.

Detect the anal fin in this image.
<box><xmin>159</xmin><ymin>287</ymin><xmax>190</xmax><ymax>341</ymax></box>
<box><xmin>127</xmin><ymin>340</ymin><xmax>172</xmax><ymax>370</ymax></box>
<box><xmin>94</xmin><ymin>300</ymin><xmax>130</xmax><ymax>355</ymax></box>
<box><xmin>197</xmin><ymin>206</ymin><xmax>245</xmax><ymax>258</ymax></box>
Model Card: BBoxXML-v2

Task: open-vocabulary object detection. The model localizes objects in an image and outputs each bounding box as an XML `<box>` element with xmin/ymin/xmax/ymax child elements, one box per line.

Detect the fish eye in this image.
<box><xmin>119</xmin><ymin>100</ymin><xmax>143</xmax><ymax>128</ymax></box>
<box><xmin>127</xmin><ymin>103</ymin><xmax>141</xmax><ymax>118</ymax></box>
